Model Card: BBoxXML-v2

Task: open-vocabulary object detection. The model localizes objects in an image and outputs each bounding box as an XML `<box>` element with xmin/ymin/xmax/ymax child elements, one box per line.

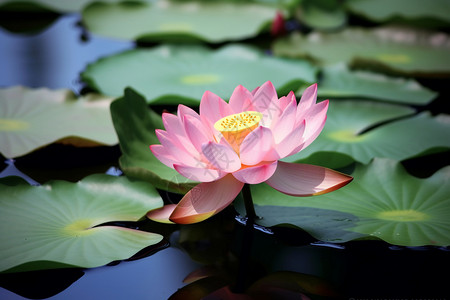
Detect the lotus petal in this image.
<box><xmin>265</xmin><ymin>161</ymin><xmax>353</xmax><ymax>196</ymax></box>
<box><xmin>169</xmin><ymin>175</ymin><xmax>244</xmax><ymax>224</ymax></box>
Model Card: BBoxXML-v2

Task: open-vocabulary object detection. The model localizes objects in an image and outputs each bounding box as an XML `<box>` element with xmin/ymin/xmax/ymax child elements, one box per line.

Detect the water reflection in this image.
<box><xmin>0</xmin><ymin>159</ymin><xmax>39</xmax><ymax>185</ymax></box>
<box><xmin>0</xmin><ymin>268</ymin><xmax>84</xmax><ymax>299</ymax></box>
<box><xmin>234</xmin><ymin>215</ymin><xmax>274</xmax><ymax>235</ymax></box>
<box><xmin>0</xmin><ymin>248</ymin><xmax>200</xmax><ymax>300</ymax></box>
<box><xmin>0</xmin><ymin>14</ymin><xmax>133</xmax><ymax>91</ymax></box>
<box><xmin>53</xmin><ymin>248</ymin><xmax>200</xmax><ymax>300</ymax></box>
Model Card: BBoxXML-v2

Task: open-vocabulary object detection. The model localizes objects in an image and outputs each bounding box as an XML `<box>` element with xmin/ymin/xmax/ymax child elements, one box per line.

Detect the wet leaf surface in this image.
<box><xmin>246</xmin><ymin>158</ymin><xmax>450</xmax><ymax>246</ymax></box>
<box><xmin>0</xmin><ymin>174</ymin><xmax>163</xmax><ymax>272</ymax></box>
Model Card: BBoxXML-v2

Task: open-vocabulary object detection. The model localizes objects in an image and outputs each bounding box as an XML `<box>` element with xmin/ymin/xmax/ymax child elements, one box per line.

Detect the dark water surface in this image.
<box><xmin>0</xmin><ymin>248</ymin><xmax>201</xmax><ymax>299</ymax></box>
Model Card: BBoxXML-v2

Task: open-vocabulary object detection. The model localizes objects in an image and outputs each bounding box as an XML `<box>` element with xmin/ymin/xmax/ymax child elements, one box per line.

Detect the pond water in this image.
<box><xmin>0</xmin><ymin>247</ymin><xmax>201</xmax><ymax>299</ymax></box>
<box><xmin>0</xmin><ymin>14</ymin><xmax>132</xmax><ymax>91</ymax></box>
<box><xmin>0</xmin><ymin>11</ymin><xmax>449</xmax><ymax>300</ymax></box>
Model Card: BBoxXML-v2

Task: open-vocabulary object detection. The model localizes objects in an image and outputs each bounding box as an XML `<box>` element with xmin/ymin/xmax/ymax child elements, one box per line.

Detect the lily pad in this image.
<box><xmin>0</xmin><ymin>86</ymin><xmax>118</xmax><ymax>158</ymax></box>
<box><xmin>273</xmin><ymin>27</ymin><xmax>450</xmax><ymax>76</ymax></box>
<box><xmin>346</xmin><ymin>0</ymin><xmax>450</xmax><ymax>24</ymax></box>
<box><xmin>284</xmin><ymin>101</ymin><xmax>450</xmax><ymax>167</ymax></box>
<box><xmin>110</xmin><ymin>88</ymin><xmax>197</xmax><ymax>194</ymax></box>
<box><xmin>308</xmin><ymin>64</ymin><xmax>437</xmax><ymax>104</ymax></box>
<box><xmin>82</xmin><ymin>0</ymin><xmax>277</xmax><ymax>43</ymax></box>
<box><xmin>81</xmin><ymin>44</ymin><xmax>317</xmax><ymax>105</ymax></box>
<box><xmin>0</xmin><ymin>174</ymin><xmax>164</xmax><ymax>273</ymax></box>
<box><xmin>0</xmin><ymin>0</ymin><xmax>151</xmax><ymax>13</ymax></box>
<box><xmin>296</xmin><ymin>0</ymin><xmax>347</xmax><ymax>31</ymax></box>
<box><xmin>246</xmin><ymin>158</ymin><xmax>450</xmax><ymax>246</ymax></box>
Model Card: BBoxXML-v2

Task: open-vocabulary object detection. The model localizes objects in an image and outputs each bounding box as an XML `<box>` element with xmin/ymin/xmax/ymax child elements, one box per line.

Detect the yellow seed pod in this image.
<box><xmin>214</xmin><ymin>111</ymin><xmax>262</xmax><ymax>154</ymax></box>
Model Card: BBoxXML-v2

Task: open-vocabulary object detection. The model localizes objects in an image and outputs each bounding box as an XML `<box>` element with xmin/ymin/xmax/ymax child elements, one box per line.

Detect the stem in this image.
<box><xmin>234</xmin><ymin>184</ymin><xmax>256</xmax><ymax>294</ymax></box>
<box><xmin>241</xmin><ymin>184</ymin><xmax>256</xmax><ymax>220</ymax></box>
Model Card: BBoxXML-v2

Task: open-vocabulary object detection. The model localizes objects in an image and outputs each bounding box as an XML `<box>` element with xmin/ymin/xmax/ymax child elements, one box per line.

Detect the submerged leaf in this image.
<box><xmin>169</xmin><ymin>277</ymin><xmax>229</xmax><ymax>300</ymax></box>
<box><xmin>0</xmin><ymin>174</ymin><xmax>163</xmax><ymax>272</ymax></box>
<box><xmin>248</xmin><ymin>271</ymin><xmax>340</xmax><ymax>298</ymax></box>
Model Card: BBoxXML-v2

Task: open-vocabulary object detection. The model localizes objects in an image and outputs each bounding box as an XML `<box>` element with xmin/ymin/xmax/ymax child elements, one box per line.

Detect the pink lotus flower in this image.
<box><xmin>149</xmin><ymin>82</ymin><xmax>352</xmax><ymax>224</ymax></box>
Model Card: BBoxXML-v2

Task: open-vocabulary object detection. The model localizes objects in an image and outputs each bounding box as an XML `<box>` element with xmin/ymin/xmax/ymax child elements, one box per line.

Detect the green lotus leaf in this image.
<box><xmin>82</xmin><ymin>0</ymin><xmax>278</xmax><ymax>43</ymax></box>
<box><xmin>0</xmin><ymin>174</ymin><xmax>164</xmax><ymax>273</ymax></box>
<box><xmin>111</xmin><ymin>88</ymin><xmax>197</xmax><ymax>194</ymax></box>
<box><xmin>346</xmin><ymin>0</ymin><xmax>450</xmax><ymax>24</ymax></box>
<box><xmin>255</xmin><ymin>0</ymin><xmax>300</xmax><ymax>7</ymax></box>
<box><xmin>236</xmin><ymin>200</ymin><xmax>365</xmax><ymax>243</ymax></box>
<box><xmin>307</xmin><ymin>64</ymin><xmax>437</xmax><ymax>104</ymax></box>
<box><xmin>0</xmin><ymin>86</ymin><xmax>118</xmax><ymax>158</ymax></box>
<box><xmin>246</xmin><ymin>158</ymin><xmax>450</xmax><ymax>246</ymax></box>
<box><xmin>0</xmin><ymin>0</ymin><xmax>152</xmax><ymax>13</ymax></box>
<box><xmin>284</xmin><ymin>101</ymin><xmax>450</xmax><ymax>167</ymax></box>
<box><xmin>82</xmin><ymin>44</ymin><xmax>316</xmax><ymax>105</ymax></box>
<box><xmin>296</xmin><ymin>0</ymin><xmax>347</xmax><ymax>31</ymax></box>
<box><xmin>273</xmin><ymin>27</ymin><xmax>450</xmax><ymax>76</ymax></box>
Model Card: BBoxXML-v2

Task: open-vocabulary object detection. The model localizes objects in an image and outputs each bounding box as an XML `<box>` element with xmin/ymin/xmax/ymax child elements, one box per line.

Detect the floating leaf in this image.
<box><xmin>284</xmin><ymin>101</ymin><xmax>450</xmax><ymax>167</ymax></box>
<box><xmin>0</xmin><ymin>174</ymin><xmax>164</xmax><ymax>273</ymax></box>
<box><xmin>346</xmin><ymin>0</ymin><xmax>450</xmax><ymax>24</ymax></box>
<box><xmin>0</xmin><ymin>0</ymin><xmax>151</xmax><ymax>13</ymax></box>
<box><xmin>110</xmin><ymin>88</ymin><xmax>196</xmax><ymax>193</ymax></box>
<box><xmin>82</xmin><ymin>44</ymin><xmax>317</xmax><ymax>105</ymax></box>
<box><xmin>82</xmin><ymin>1</ymin><xmax>277</xmax><ymax>43</ymax></box>
<box><xmin>246</xmin><ymin>158</ymin><xmax>450</xmax><ymax>246</ymax></box>
<box><xmin>296</xmin><ymin>0</ymin><xmax>347</xmax><ymax>31</ymax></box>
<box><xmin>273</xmin><ymin>27</ymin><xmax>450</xmax><ymax>76</ymax></box>
<box><xmin>0</xmin><ymin>86</ymin><xmax>118</xmax><ymax>158</ymax></box>
<box><xmin>309</xmin><ymin>64</ymin><xmax>437</xmax><ymax>104</ymax></box>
